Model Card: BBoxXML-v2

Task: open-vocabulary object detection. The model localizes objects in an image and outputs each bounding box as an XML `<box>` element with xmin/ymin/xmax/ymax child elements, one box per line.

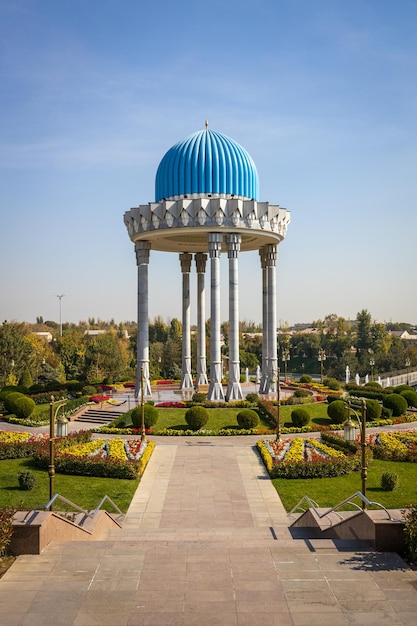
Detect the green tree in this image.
<box><xmin>149</xmin><ymin>316</ymin><xmax>169</xmax><ymax>343</ymax></box>
<box><xmin>55</xmin><ymin>329</ymin><xmax>85</xmax><ymax>380</ymax></box>
<box><xmin>169</xmin><ymin>318</ymin><xmax>182</xmax><ymax>342</ymax></box>
<box><xmin>84</xmin><ymin>332</ymin><xmax>127</xmax><ymax>383</ymax></box>
<box><xmin>0</xmin><ymin>322</ymin><xmax>34</xmax><ymax>388</ymax></box>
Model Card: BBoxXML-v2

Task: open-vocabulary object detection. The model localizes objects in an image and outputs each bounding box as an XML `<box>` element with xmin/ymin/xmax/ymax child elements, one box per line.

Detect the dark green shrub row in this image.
<box><xmin>269</xmin><ymin>455</ymin><xmax>362</xmax><ymax>479</ymax></box>
<box><xmin>28</xmin><ymin>391</ymin><xmax>68</xmax><ymax>405</ymax></box>
<box><xmin>257</xmin><ymin>399</ymin><xmax>278</xmax><ymax>428</ymax></box>
<box><xmin>348</xmin><ymin>388</ymin><xmax>385</xmax><ymax>401</ymax></box>
<box><xmin>320</xmin><ymin>432</ymin><xmax>359</xmax><ymax>455</ymax></box>
<box><xmin>0</xmin><ymin>440</ymin><xmax>39</xmax><ymax>460</ymax></box>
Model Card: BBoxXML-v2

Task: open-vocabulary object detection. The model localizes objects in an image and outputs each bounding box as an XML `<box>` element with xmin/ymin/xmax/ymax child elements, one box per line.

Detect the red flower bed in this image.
<box><xmin>100</xmin><ymin>385</ymin><xmax>115</xmax><ymax>391</ymax></box>
<box><xmin>123</xmin><ymin>382</ymin><xmax>136</xmax><ymax>388</ymax></box>
<box><xmin>155</xmin><ymin>402</ymin><xmax>185</xmax><ymax>408</ymax></box>
<box><xmin>156</xmin><ymin>380</ymin><xmax>174</xmax><ymax>386</ymax></box>
<box><xmin>89</xmin><ymin>395</ymin><xmax>110</xmax><ymax>403</ymax></box>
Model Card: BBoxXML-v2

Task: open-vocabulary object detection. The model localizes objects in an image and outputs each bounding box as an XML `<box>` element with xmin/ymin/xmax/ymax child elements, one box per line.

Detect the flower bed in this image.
<box><xmin>89</xmin><ymin>395</ymin><xmax>111</xmax><ymax>403</ymax></box>
<box><xmin>154</xmin><ymin>402</ymin><xmax>185</xmax><ymax>408</ymax></box>
<box><xmin>257</xmin><ymin>435</ymin><xmax>363</xmax><ymax>479</ymax></box>
<box><xmin>368</xmin><ymin>430</ymin><xmax>417</xmax><ymax>462</ymax></box>
<box><xmin>1</xmin><ymin>430</ymin><xmax>156</xmax><ymax>480</ymax></box>
<box><xmin>0</xmin><ymin>431</ymin><xmax>48</xmax><ymax>459</ymax></box>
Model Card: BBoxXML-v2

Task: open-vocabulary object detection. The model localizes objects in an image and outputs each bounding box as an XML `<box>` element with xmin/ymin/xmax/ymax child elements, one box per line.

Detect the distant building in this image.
<box><xmin>390</xmin><ymin>330</ymin><xmax>417</xmax><ymax>346</ymax></box>
<box><xmin>33</xmin><ymin>331</ymin><xmax>53</xmax><ymax>342</ymax></box>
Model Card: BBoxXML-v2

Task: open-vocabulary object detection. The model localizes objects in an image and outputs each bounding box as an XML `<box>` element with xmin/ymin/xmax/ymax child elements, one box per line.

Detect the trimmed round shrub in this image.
<box><xmin>13</xmin><ymin>395</ymin><xmax>36</xmax><ymax>419</ymax></box>
<box><xmin>191</xmin><ymin>392</ymin><xmax>206</xmax><ymax>404</ymax></box>
<box><xmin>327</xmin><ymin>395</ymin><xmax>341</xmax><ymax>404</ymax></box>
<box><xmin>131</xmin><ymin>404</ymin><xmax>159</xmax><ymax>429</ymax></box>
<box><xmin>236</xmin><ymin>409</ymin><xmax>259</xmax><ymax>429</ymax></box>
<box><xmin>3</xmin><ymin>392</ymin><xmax>26</xmax><ymax>414</ymax></box>
<box><xmin>365</xmin><ymin>381</ymin><xmax>382</xmax><ymax>389</ymax></box>
<box><xmin>365</xmin><ymin>398</ymin><xmax>383</xmax><ymax>421</ymax></box>
<box><xmin>293</xmin><ymin>389</ymin><xmax>309</xmax><ymax>398</ymax></box>
<box><xmin>393</xmin><ymin>384</ymin><xmax>412</xmax><ymax>394</ymax></box>
<box><xmin>82</xmin><ymin>385</ymin><xmax>97</xmax><ymax>396</ymax></box>
<box><xmin>291</xmin><ymin>408</ymin><xmax>310</xmax><ymax>427</ymax></box>
<box><xmin>323</xmin><ymin>377</ymin><xmax>341</xmax><ymax>390</ymax></box>
<box><xmin>299</xmin><ymin>375</ymin><xmax>312</xmax><ymax>384</ymax></box>
<box><xmin>381</xmin><ymin>472</ymin><xmax>398</xmax><ymax>491</ymax></box>
<box><xmin>245</xmin><ymin>393</ymin><xmax>259</xmax><ymax>403</ymax></box>
<box><xmin>185</xmin><ymin>405</ymin><xmax>209</xmax><ymax>431</ymax></box>
<box><xmin>18</xmin><ymin>470</ymin><xmax>36</xmax><ymax>491</ymax></box>
<box><xmin>327</xmin><ymin>400</ymin><xmax>349</xmax><ymax>424</ymax></box>
<box><xmin>382</xmin><ymin>393</ymin><xmax>408</xmax><ymax>417</ymax></box>
<box><xmin>400</xmin><ymin>390</ymin><xmax>417</xmax><ymax>408</ymax></box>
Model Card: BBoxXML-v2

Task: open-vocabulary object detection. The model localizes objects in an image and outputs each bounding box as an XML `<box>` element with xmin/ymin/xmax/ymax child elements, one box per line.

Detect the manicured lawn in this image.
<box><xmin>152</xmin><ymin>403</ymin><xmax>334</xmax><ymax>432</ymax></box>
<box><xmin>279</xmin><ymin>401</ymin><xmax>331</xmax><ymax>427</ymax></box>
<box><xmin>154</xmin><ymin>407</ymin><xmax>274</xmax><ymax>431</ymax></box>
<box><xmin>0</xmin><ymin>458</ymin><xmax>139</xmax><ymax>513</ymax></box>
<box><xmin>273</xmin><ymin>459</ymin><xmax>417</xmax><ymax>512</ymax></box>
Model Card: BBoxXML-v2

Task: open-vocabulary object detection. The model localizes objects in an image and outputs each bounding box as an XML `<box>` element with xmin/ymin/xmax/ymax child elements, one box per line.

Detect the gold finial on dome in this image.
<box><xmin>205</xmin><ymin>119</ymin><xmax>209</xmax><ymax>129</ymax></box>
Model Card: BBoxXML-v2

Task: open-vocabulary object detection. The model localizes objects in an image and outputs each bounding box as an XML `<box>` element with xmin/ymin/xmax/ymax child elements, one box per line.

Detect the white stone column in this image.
<box><xmin>207</xmin><ymin>233</ymin><xmax>224</xmax><ymax>401</ymax></box>
<box><xmin>265</xmin><ymin>244</ymin><xmax>278</xmax><ymax>393</ymax></box>
<box><xmin>135</xmin><ymin>241</ymin><xmax>152</xmax><ymax>397</ymax></box>
<box><xmin>180</xmin><ymin>252</ymin><xmax>193</xmax><ymax>390</ymax></box>
<box><xmin>259</xmin><ymin>247</ymin><xmax>269</xmax><ymax>394</ymax></box>
<box><xmin>226</xmin><ymin>234</ymin><xmax>243</xmax><ymax>401</ymax></box>
<box><xmin>195</xmin><ymin>252</ymin><xmax>208</xmax><ymax>386</ymax></box>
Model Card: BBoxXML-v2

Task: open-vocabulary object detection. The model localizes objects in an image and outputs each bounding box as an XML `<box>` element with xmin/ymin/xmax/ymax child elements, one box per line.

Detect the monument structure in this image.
<box><xmin>124</xmin><ymin>123</ymin><xmax>290</xmax><ymax>401</ymax></box>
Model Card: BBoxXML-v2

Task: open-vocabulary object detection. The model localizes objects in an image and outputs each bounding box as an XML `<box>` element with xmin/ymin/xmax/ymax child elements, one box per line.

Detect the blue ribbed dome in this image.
<box><xmin>155</xmin><ymin>129</ymin><xmax>259</xmax><ymax>202</ymax></box>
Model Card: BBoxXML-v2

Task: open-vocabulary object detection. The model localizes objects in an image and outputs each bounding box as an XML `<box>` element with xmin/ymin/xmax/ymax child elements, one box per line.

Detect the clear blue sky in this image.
<box><xmin>1</xmin><ymin>0</ymin><xmax>416</xmax><ymax>328</ymax></box>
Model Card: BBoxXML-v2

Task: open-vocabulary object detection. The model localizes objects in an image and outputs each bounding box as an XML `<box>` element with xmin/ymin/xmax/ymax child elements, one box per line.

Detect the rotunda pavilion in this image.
<box><xmin>124</xmin><ymin>123</ymin><xmax>290</xmax><ymax>401</ymax></box>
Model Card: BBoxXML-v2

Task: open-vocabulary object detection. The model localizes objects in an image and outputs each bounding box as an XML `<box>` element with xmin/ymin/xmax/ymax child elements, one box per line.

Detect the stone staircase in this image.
<box><xmin>75</xmin><ymin>407</ymin><xmax>125</xmax><ymax>425</ymax></box>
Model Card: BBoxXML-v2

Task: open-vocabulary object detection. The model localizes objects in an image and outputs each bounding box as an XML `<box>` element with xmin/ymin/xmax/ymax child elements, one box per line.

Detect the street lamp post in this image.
<box><xmin>318</xmin><ymin>349</ymin><xmax>326</xmax><ymax>383</ymax></box>
<box><xmin>275</xmin><ymin>367</ymin><xmax>281</xmax><ymax>442</ymax></box>
<box><xmin>343</xmin><ymin>398</ymin><xmax>367</xmax><ymax>508</ymax></box>
<box><xmin>369</xmin><ymin>358</ymin><xmax>375</xmax><ymax>381</ymax></box>
<box><xmin>406</xmin><ymin>358</ymin><xmax>411</xmax><ymax>385</ymax></box>
<box><xmin>282</xmin><ymin>349</ymin><xmax>290</xmax><ymax>382</ymax></box>
<box><xmin>56</xmin><ymin>294</ymin><xmax>65</xmax><ymax>337</ymax></box>
<box><xmin>49</xmin><ymin>395</ymin><xmax>67</xmax><ymax>509</ymax></box>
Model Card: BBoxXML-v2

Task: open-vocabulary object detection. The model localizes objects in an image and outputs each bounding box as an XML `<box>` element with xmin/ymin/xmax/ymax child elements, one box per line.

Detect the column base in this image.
<box><xmin>208</xmin><ymin>381</ymin><xmax>225</xmax><ymax>401</ymax></box>
<box><xmin>180</xmin><ymin>372</ymin><xmax>194</xmax><ymax>390</ymax></box>
<box><xmin>134</xmin><ymin>362</ymin><xmax>152</xmax><ymax>398</ymax></box>
<box><xmin>226</xmin><ymin>381</ymin><xmax>243</xmax><ymax>401</ymax></box>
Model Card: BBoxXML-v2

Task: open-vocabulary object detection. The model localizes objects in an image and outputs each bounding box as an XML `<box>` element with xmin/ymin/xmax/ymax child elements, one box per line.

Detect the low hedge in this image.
<box><xmin>0</xmin><ymin>440</ymin><xmax>39</xmax><ymax>460</ymax></box>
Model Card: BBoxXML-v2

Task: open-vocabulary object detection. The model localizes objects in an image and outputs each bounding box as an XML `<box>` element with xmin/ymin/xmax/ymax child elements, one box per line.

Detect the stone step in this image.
<box><xmin>75</xmin><ymin>409</ymin><xmax>125</xmax><ymax>424</ymax></box>
<box><xmin>104</xmin><ymin>525</ymin><xmax>374</xmax><ymax>553</ymax></box>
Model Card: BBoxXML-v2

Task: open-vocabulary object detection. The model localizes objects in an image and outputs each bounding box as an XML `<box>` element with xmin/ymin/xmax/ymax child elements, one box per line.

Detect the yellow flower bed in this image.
<box><xmin>107</xmin><ymin>438</ymin><xmax>126</xmax><ymax>462</ymax></box>
<box><xmin>64</xmin><ymin>439</ymin><xmax>106</xmax><ymax>458</ymax></box>
<box><xmin>378</xmin><ymin>432</ymin><xmax>408</xmax><ymax>458</ymax></box>
<box><xmin>283</xmin><ymin>438</ymin><xmax>304</xmax><ymax>463</ymax></box>
<box><xmin>0</xmin><ymin>431</ymin><xmax>30</xmax><ymax>443</ymax></box>
<box><xmin>310</xmin><ymin>439</ymin><xmax>346</xmax><ymax>459</ymax></box>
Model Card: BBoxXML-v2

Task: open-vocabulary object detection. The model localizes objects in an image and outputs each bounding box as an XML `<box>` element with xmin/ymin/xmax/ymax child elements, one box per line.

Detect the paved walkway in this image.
<box><xmin>1</xmin><ymin>439</ymin><xmax>417</xmax><ymax>625</ymax></box>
